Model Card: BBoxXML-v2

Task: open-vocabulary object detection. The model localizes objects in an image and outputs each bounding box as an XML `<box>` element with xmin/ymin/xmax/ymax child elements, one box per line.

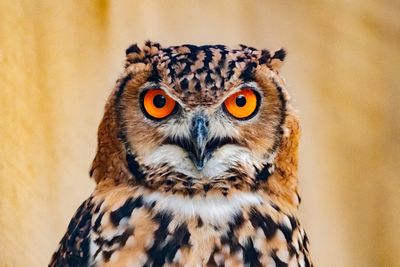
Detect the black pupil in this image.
<box><xmin>153</xmin><ymin>94</ymin><xmax>166</xmax><ymax>108</ymax></box>
<box><xmin>235</xmin><ymin>95</ymin><xmax>247</xmax><ymax>107</ymax></box>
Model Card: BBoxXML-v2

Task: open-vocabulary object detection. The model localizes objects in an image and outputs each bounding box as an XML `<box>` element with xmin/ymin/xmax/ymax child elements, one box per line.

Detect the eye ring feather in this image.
<box><xmin>223</xmin><ymin>88</ymin><xmax>260</xmax><ymax>120</ymax></box>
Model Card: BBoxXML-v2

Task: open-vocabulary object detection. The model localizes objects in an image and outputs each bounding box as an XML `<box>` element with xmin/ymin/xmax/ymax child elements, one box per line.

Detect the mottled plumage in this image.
<box><xmin>49</xmin><ymin>41</ymin><xmax>312</xmax><ymax>267</ymax></box>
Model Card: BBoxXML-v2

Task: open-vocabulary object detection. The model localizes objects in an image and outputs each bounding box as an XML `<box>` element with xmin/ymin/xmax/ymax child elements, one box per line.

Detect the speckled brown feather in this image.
<box><xmin>50</xmin><ymin>41</ymin><xmax>312</xmax><ymax>267</ymax></box>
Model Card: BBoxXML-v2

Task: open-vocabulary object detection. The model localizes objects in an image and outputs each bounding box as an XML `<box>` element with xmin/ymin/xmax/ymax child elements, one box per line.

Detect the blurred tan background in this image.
<box><xmin>1</xmin><ymin>0</ymin><xmax>399</xmax><ymax>266</ymax></box>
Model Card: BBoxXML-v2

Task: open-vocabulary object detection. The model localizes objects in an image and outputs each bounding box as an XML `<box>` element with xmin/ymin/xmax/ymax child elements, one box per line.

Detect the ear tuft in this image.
<box><xmin>125</xmin><ymin>41</ymin><xmax>162</xmax><ymax>65</ymax></box>
<box><xmin>259</xmin><ymin>49</ymin><xmax>271</xmax><ymax>65</ymax></box>
<box><xmin>125</xmin><ymin>43</ymin><xmax>141</xmax><ymax>56</ymax></box>
<box><xmin>125</xmin><ymin>43</ymin><xmax>145</xmax><ymax>64</ymax></box>
<box><xmin>269</xmin><ymin>48</ymin><xmax>287</xmax><ymax>73</ymax></box>
<box><xmin>272</xmin><ymin>48</ymin><xmax>286</xmax><ymax>61</ymax></box>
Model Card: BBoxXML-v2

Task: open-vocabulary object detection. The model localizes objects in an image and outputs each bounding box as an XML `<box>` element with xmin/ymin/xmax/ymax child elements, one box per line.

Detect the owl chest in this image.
<box><xmin>89</xmin><ymin>193</ymin><xmax>305</xmax><ymax>266</ymax></box>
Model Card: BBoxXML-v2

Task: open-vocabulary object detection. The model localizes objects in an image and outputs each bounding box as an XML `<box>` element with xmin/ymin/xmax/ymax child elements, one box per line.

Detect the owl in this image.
<box><xmin>49</xmin><ymin>41</ymin><xmax>312</xmax><ymax>267</ymax></box>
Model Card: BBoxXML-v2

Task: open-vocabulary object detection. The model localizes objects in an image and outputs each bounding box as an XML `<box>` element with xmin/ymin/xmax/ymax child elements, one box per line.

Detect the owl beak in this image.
<box><xmin>190</xmin><ymin>115</ymin><xmax>209</xmax><ymax>170</ymax></box>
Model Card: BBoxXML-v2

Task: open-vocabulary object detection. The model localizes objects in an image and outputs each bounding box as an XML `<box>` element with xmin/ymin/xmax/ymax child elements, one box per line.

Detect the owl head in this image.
<box><xmin>91</xmin><ymin>41</ymin><xmax>300</xmax><ymax>207</ymax></box>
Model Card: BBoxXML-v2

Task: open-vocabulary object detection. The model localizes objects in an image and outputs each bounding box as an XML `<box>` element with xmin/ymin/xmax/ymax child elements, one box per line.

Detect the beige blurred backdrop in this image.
<box><xmin>1</xmin><ymin>1</ymin><xmax>399</xmax><ymax>266</ymax></box>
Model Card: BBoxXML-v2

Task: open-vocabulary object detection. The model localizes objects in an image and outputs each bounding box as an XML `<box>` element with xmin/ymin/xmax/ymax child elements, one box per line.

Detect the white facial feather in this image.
<box><xmin>142</xmin><ymin>144</ymin><xmax>264</xmax><ymax>179</ymax></box>
<box><xmin>141</xmin><ymin>144</ymin><xmax>197</xmax><ymax>177</ymax></box>
<box><xmin>201</xmin><ymin>144</ymin><xmax>259</xmax><ymax>177</ymax></box>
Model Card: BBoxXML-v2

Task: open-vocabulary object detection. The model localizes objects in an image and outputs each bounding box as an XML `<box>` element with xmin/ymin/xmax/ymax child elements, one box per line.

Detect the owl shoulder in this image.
<box><xmin>49</xmin><ymin>196</ymin><xmax>95</xmax><ymax>267</ymax></box>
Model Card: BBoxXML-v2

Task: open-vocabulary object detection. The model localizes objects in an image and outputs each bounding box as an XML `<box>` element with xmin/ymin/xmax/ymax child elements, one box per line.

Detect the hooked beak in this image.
<box><xmin>163</xmin><ymin>114</ymin><xmax>238</xmax><ymax>171</ymax></box>
<box><xmin>189</xmin><ymin>115</ymin><xmax>209</xmax><ymax>170</ymax></box>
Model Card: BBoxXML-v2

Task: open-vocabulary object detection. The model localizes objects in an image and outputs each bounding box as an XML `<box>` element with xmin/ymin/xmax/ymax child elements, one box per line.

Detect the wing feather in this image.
<box><xmin>49</xmin><ymin>197</ymin><xmax>94</xmax><ymax>267</ymax></box>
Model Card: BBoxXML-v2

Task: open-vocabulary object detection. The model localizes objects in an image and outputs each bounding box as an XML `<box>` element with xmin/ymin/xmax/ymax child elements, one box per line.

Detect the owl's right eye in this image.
<box><xmin>141</xmin><ymin>89</ymin><xmax>177</xmax><ymax>120</ymax></box>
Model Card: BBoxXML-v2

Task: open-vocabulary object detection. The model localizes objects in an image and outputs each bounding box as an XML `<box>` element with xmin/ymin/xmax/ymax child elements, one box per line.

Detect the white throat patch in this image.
<box><xmin>142</xmin><ymin>191</ymin><xmax>263</xmax><ymax>223</ymax></box>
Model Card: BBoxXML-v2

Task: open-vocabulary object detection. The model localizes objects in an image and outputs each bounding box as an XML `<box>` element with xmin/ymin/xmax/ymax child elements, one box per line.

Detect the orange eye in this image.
<box><xmin>223</xmin><ymin>89</ymin><xmax>259</xmax><ymax>119</ymax></box>
<box><xmin>142</xmin><ymin>89</ymin><xmax>177</xmax><ymax>120</ymax></box>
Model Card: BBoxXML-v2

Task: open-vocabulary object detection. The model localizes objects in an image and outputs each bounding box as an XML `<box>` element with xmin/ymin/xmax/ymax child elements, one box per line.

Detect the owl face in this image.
<box><xmin>123</xmin><ymin>81</ymin><xmax>279</xmax><ymax>176</ymax></box>
<box><xmin>96</xmin><ymin>42</ymin><xmax>289</xmax><ymax>194</ymax></box>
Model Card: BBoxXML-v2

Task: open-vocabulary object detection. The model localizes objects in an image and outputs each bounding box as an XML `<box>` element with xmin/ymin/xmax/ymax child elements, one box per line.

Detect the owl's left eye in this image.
<box><xmin>141</xmin><ymin>89</ymin><xmax>177</xmax><ymax>120</ymax></box>
<box><xmin>223</xmin><ymin>88</ymin><xmax>260</xmax><ymax>120</ymax></box>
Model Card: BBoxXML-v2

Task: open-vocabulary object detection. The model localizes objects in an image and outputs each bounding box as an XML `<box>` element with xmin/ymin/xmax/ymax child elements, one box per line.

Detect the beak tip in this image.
<box><xmin>195</xmin><ymin>162</ymin><xmax>204</xmax><ymax>171</ymax></box>
<box><xmin>189</xmin><ymin>153</ymin><xmax>206</xmax><ymax>171</ymax></box>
